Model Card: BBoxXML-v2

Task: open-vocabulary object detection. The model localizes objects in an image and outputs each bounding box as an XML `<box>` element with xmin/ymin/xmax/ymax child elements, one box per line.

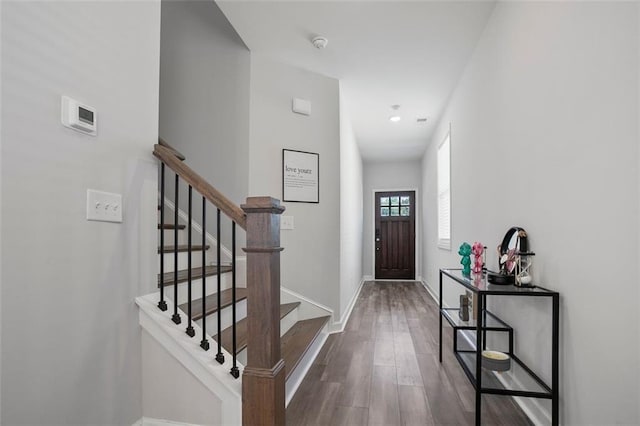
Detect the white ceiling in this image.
<box><xmin>217</xmin><ymin>1</ymin><xmax>496</xmax><ymax>161</ymax></box>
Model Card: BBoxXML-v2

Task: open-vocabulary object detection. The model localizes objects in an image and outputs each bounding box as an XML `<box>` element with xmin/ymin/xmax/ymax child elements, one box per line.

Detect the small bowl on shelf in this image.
<box><xmin>487</xmin><ymin>271</ymin><xmax>515</xmax><ymax>285</ymax></box>
<box><xmin>482</xmin><ymin>350</ymin><xmax>511</xmax><ymax>371</ymax></box>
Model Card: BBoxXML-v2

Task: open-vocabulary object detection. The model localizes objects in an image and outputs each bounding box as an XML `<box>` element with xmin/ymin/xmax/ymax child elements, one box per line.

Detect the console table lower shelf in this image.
<box><xmin>439</xmin><ymin>268</ymin><xmax>559</xmax><ymax>426</ymax></box>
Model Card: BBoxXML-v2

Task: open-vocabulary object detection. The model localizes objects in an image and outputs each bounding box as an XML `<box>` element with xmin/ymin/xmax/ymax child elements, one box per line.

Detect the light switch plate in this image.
<box><xmin>87</xmin><ymin>189</ymin><xmax>122</xmax><ymax>223</ymax></box>
<box><xmin>281</xmin><ymin>215</ymin><xmax>294</xmax><ymax>230</ymax></box>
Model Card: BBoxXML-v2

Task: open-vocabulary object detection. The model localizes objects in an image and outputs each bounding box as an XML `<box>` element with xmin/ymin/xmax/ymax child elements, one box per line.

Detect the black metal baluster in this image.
<box><xmin>215</xmin><ymin>208</ymin><xmax>225</xmax><ymax>364</ymax></box>
<box><xmin>158</xmin><ymin>163</ymin><xmax>167</xmax><ymax>311</ymax></box>
<box><xmin>200</xmin><ymin>197</ymin><xmax>210</xmax><ymax>351</ymax></box>
<box><xmin>186</xmin><ymin>186</ymin><xmax>195</xmax><ymax>337</ymax></box>
<box><xmin>230</xmin><ymin>222</ymin><xmax>239</xmax><ymax>378</ymax></box>
<box><xmin>172</xmin><ymin>174</ymin><xmax>181</xmax><ymax>325</ymax></box>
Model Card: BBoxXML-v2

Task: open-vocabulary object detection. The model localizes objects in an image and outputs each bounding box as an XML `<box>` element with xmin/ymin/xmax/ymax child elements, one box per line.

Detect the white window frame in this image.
<box><xmin>437</xmin><ymin>129</ymin><xmax>451</xmax><ymax>250</ymax></box>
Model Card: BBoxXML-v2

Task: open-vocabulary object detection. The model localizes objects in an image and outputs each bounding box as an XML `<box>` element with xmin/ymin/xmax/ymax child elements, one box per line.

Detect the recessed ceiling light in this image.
<box><xmin>389</xmin><ymin>104</ymin><xmax>401</xmax><ymax>122</ymax></box>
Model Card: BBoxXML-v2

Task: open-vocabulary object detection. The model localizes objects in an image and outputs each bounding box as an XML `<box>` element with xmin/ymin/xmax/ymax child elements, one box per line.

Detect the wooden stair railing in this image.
<box><xmin>158</xmin><ymin>137</ymin><xmax>186</xmax><ymax>161</ymax></box>
<box><xmin>153</xmin><ymin>142</ymin><xmax>285</xmax><ymax>426</ymax></box>
<box><xmin>154</xmin><ymin>144</ymin><xmax>246</xmax><ymax>229</ymax></box>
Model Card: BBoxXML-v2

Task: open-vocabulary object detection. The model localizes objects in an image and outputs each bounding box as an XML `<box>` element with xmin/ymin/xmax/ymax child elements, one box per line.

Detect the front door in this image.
<box><xmin>375</xmin><ymin>191</ymin><xmax>415</xmax><ymax>279</ymax></box>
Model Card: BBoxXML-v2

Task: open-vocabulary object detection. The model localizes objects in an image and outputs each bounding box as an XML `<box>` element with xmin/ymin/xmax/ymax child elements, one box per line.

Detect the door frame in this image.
<box><xmin>371</xmin><ymin>187</ymin><xmax>420</xmax><ymax>281</ymax></box>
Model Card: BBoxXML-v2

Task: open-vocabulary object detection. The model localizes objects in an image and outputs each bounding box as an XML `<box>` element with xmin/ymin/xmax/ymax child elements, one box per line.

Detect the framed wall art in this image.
<box><xmin>282</xmin><ymin>149</ymin><xmax>319</xmax><ymax>203</ymax></box>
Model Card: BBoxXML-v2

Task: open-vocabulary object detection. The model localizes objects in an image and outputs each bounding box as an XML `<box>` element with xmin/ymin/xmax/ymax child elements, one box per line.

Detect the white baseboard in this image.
<box><xmin>133</xmin><ymin>417</ymin><xmax>205</xmax><ymax>426</ymax></box>
<box><xmin>507</xmin><ymin>391</ymin><xmax>550</xmax><ymax>425</ymax></box>
<box><xmin>420</xmin><ymin>279</ymin><xmax>439</xmax><ymax>304</ymax></box>
<box><xmin>329</xmin><ymin>278</ymin><xmax>365</xmax><ymax>333</ymax></box>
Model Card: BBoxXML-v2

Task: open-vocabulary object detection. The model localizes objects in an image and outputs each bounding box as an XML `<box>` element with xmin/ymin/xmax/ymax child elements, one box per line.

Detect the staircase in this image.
<box><xmin>136</xmin><ymin>140</ymin><xmax>330</xmax><ymax>425</ymax></box>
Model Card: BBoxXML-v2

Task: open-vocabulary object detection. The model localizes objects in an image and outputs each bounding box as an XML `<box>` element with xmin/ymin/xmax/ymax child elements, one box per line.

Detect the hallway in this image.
<box><xmin>286</xmin><ymin>281</ymin><xmax>532</xmax><ymax>425</ymax></box>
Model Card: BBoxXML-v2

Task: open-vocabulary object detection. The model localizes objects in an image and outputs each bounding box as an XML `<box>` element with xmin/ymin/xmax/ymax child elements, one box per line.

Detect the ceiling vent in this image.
<box><xmin>417</xmin><ymin>117</ymin><xmax>428</xmax><ymax>124</ymax></box>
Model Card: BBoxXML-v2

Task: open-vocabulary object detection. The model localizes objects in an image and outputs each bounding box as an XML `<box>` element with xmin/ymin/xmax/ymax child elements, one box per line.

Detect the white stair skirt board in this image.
<box><xmin>420</xmin><ymin>279</ymin><xmax>548</xmax><ymax>425</ymax></box>
<box><xmin>285</xmin><ymin>322</ymin><xmax>330</xmax><ymax>407</ymax></box>
<box><xmin>136</xmin><ymin>293</ymin><xmax>242</xmax><ymax>426</ymax></box>
<box><xmin>281</xmin><ymin>287</ymin><xmax>333</xmax><ymax>323</ymax></box>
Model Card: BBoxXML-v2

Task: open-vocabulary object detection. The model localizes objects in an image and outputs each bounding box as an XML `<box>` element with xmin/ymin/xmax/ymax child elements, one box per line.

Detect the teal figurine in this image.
<box><xmin>458</xmin><ymin>242</ymin><xmax>472</xmax><ymax>276</ymax></box>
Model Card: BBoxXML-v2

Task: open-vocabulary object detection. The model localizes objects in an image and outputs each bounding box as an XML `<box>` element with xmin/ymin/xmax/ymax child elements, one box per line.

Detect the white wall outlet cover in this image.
<box><xmin>292</xmin><ymin>98</ymin><xmax>311</xmax><ymax>116</ymax></box>
<box><xmin>87</xmin><ymin>189</ymin><xmax>122</xmax><ymax>223</ymax></box>
<box><xmin>61</xmin><ymin>95</ymin><xmax>97</xmax><ymax>136</ymax></box>
<box><xmin>281</xmin><ymin>215</ymin><xmax>294</xmax><ymax>230</ymax></box>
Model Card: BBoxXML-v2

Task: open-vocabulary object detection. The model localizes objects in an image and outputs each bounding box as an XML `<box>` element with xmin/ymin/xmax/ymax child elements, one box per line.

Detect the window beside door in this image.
<box><xmin>437</xmin><ymin>131</ymin><xmax>451</xmax><ymax>250</ymax></box>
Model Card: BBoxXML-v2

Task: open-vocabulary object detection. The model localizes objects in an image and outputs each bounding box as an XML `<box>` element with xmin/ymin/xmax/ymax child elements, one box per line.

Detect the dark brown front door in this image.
<box><xmin>375</xmin><ymin>191</ymin><xmax>415</xmax><ymax>279</ymax></box>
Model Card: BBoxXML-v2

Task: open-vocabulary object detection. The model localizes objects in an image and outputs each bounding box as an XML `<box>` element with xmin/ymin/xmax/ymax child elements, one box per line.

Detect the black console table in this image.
<box><xmin>439</xmin><ymin>268</ymin><xmax>559</xmax><ymax>425</ymax></box>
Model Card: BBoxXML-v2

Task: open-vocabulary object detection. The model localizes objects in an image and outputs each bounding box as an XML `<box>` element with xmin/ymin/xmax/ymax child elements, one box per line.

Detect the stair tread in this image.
<box><xmin>282</xmin><ymin>316</ymin><xmax>330</xmax><ymax>380</ymax></box>
<box><xmin>158</xmin><ymin>244</ymin><xmax>210</xmax><ymax>253</ymax></box>
<box><xmin>157</xmin><ymin>265</ymin><xmax>232</xmax><ymax>288</ymax></box>
<box><xmin>180</xmin><ymin>287</ymin><xmax>247</xmax><ymax>321</ymax></box>
<box><xmin>158</xmin><ymin>223</ymin><xmax>186</xmax><ymax>230</ymax></box>
<box><xmin>216</xmin><ymin>302</ymin><xmax>301</xmax><ymax>354</ymax></box>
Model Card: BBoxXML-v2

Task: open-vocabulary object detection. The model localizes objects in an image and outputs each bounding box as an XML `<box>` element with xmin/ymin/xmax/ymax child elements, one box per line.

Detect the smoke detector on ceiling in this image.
<box><xmin>311</xmin><ymin>36</ymin><xmax>328</xmax><ymax>49</ymax></box>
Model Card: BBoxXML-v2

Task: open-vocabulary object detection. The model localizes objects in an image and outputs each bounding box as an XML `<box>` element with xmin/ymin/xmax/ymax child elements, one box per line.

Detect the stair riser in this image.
<box><xmin>222</xmin><ymin>306</ymin><xmax>299</xmax><ymax>364</ymax></box>
<box><xmin>160</xmin><ymin>251</ymin><xmax>207</xmax><ymax>273</ymax></box>
<box><xmin>162</xmin><ymin>274</ymin><xmax>238</xmax><ymax>305</ymax></box>
<box><xmin>194</xmin><ymin>299</ymin><xmax>248</xmax><ymax>337</ymax></box>
<box><xmin>164</xmin><ymin>273</ymin><xmax>240</xmax><ymax>305</ymax></box>
<box><xmin>280</xmin><ymin>308</ymin><xmax>299</xmax><ymax>337</ymax></box>
<box><xmin>158</xmin><ymin>228</ymin><xmax>187</xmax><ymax>245</ymax></box>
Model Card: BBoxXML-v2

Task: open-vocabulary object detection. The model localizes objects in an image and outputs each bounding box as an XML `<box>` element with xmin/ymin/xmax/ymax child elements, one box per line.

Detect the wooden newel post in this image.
<box><xmin>241</xmin><ymin>196</ymin><xmax>286</xmax><ymax>426</ymax></box>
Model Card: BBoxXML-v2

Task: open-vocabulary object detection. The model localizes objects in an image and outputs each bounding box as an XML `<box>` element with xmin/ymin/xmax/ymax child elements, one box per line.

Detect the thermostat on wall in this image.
<box><xmin>61</xmin><ymin>95</ymin><xmax>97</xmax><ymax>136</ymax></box>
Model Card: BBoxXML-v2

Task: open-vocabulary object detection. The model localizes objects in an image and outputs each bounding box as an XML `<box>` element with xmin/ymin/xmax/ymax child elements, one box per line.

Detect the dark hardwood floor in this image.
<box><xmin>286</xmin><ymin>281</ymin><xmax>533</xmax><ymax>426</ymax></box>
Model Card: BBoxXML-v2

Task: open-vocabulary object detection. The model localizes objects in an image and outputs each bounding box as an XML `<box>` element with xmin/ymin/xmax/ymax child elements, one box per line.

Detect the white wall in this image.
<box><xmin>638</xmin><ymin>5</ymin><xmax>640</xmax><ymax>418</ymax></box>
<box><xmin>339</xmin><ymin>86</ymin><xmax>364</xmax><ymax>321</ymax></box>
<box><xmin>362</xmin><ymin>160</ymin><xmax>422</xmax><ymax>279</ymax></box>
<box><xmin>421</xmin><ymin>2</ymin><xmax>638</xmax><ymax>424</ymax></box>
<box><xmin>248</xmin><ymin>55</ymin><xmax>341</xmax><ymax>314</ymax></box>
<box><xmin>0</xmin><ymin>0</ymin><xmax>3</xmax><ymax>420</ymax></box>
<box><xmin>141</xmin><ymin>332</ymin><xmax>223</xmax><ymax>425</ymax></box>
<box><xmin>159</xmin><ymin>0</ymin><xmax>250</xmax><ymax>248</ymax></box>
<box><xmin>1</xmin><ymin>2</ymin><xmax>160</xmax><ymax>424</ymax></box>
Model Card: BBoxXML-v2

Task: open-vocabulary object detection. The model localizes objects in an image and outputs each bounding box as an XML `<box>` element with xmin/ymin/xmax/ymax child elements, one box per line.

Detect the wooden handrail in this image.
<box><xmin>153</xmin><ymin>144</ymin><xmax>247</xmax><ymax>229</ymax></box>
<box><xmin>158</xmin><ymin>137</ymin><xmax>186</xmax><ymax>161</ymax></box>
